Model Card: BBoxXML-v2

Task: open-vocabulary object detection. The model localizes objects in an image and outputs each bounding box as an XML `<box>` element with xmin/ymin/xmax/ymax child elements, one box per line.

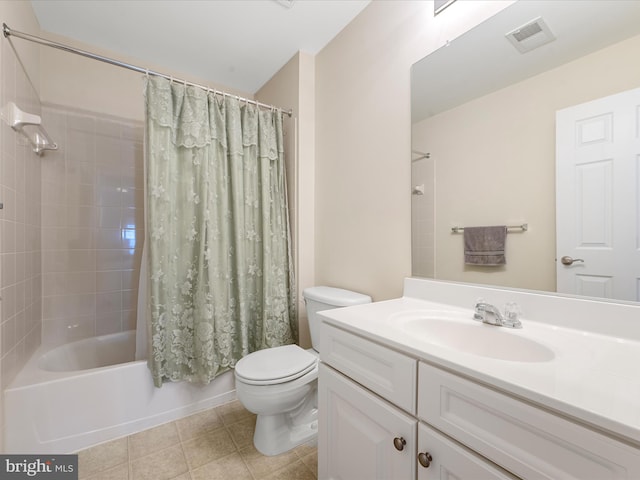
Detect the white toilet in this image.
<box><xmin>234</xmin><ymin>286</ymin><xmax>372</xmax><ymax>456</ymax></box>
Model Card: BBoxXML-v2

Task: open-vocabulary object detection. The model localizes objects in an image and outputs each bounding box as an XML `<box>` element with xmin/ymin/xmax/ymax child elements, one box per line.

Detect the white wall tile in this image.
<box><xmin>40</xmin><ymin>105</ymin><xmax>143</xmax><ymax>344</ymax></box>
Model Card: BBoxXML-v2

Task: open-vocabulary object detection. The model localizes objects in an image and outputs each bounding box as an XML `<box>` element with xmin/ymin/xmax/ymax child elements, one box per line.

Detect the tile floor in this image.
<box><xmin>77</xmin><ymin>400</ymin><xmax>317</xmax><ymax>480</ymax></box>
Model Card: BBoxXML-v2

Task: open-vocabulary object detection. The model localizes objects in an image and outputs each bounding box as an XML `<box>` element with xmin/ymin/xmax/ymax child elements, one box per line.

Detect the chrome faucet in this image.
<box><xmin>473</xmin><ymin>300</ymin><xmax>522</xmax><ymax>329</ymax></box>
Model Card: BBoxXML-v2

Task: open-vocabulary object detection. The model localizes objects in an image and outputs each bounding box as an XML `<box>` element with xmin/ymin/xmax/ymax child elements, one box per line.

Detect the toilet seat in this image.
<box><xmin>235</xmin><ymin>345</ymin><xmax>317</xmax><ymax>386</ymax></box>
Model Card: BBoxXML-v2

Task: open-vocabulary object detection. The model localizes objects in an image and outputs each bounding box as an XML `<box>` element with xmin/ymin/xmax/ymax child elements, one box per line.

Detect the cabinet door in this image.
<box><xmin>319</xmin><ymin>363</ymin><xmax>417</xmax><ymax>480</ymax></box>
<box><xmin>417</xmin><ymin>423</ymin><xmax>518</xmax><ymax>480</ymax></box>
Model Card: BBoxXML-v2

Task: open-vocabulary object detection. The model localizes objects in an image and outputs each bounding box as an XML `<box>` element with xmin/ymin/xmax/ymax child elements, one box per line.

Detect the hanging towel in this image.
<box><xmin>464</xmin><ymin>226</ymin><xmax>507</xmax><ymax>265</ymax></box>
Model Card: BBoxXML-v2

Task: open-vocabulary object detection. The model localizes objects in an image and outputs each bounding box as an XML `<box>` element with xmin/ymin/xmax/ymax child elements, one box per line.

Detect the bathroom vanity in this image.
<box><xmin>317</xmin><ymin>278</ymin><xmax>640</xmax><ymax>479</ymax></box>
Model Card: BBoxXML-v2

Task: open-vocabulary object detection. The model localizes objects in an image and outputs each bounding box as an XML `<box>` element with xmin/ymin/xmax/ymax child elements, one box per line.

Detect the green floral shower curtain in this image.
<box><xmin>144</xmin><ymin>76</ymin><xmax>296</xmax><ymax>387</ymax></box>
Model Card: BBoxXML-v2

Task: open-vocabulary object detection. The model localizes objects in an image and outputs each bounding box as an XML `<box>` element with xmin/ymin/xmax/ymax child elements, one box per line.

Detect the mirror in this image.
<box><xmin>411</xmin><ymin>0</ymin><xmax>640</xmax><ymax>302</ymax></box>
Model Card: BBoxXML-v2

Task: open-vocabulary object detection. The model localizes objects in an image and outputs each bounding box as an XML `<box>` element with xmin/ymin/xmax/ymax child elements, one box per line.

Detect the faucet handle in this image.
<box><xmin>473</xmin><ymin>297</ymin><xmax>486</xmax><ymax>321</ymax></box>
<box><xmin>503</xmin><ymin>302</ymin><xmax>522</xmax><ymax>328</ymax></box>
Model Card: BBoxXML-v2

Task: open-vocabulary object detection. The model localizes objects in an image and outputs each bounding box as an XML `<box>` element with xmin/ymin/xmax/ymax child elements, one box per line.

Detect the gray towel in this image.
<box><xmin>464</xmin><ymin>226</ymin><xmax>507</xmax><ymax>265</ymax></box>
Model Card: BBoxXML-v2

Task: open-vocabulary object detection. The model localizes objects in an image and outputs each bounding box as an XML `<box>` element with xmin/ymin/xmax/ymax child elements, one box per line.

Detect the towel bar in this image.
<box><xmin>451</xmin><ymin>223</ymin><xmax>528</xmax><ymax>234</ymax></box>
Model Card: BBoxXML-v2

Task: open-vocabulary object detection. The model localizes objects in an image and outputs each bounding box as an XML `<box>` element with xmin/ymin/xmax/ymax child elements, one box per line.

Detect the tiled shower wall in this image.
<box><xmin>411</xmin><ymin>157</ymin><xmax>435</xmax><ymax>278</ymax></box>
<box><xmin>0</xmin><ymin>40</ymin><xmax>43</xmax><ymax>391</ymax></box>
<box><xmin>40</xmin><ymin>105</ymin><xmax>144</xmax><ymax>345</ymax></box>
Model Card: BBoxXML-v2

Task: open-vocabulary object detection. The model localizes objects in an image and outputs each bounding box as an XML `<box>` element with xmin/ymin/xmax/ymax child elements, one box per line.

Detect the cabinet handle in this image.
<box><xmin>418</xmin><ymin>452</ymin><xmax>433</xmax><ymax>468</ymax></box>
<box><xmin>393</xmin><ymin>437</ymin><xmax>406</xmax><ymax>451</ymax></box>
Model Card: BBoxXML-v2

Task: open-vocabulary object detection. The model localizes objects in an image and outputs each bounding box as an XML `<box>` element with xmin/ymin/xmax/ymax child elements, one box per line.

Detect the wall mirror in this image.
<box><xmin>411</xmin><ymin>0</ymin><xmax>640</xmax><ymax>303</ymax></box>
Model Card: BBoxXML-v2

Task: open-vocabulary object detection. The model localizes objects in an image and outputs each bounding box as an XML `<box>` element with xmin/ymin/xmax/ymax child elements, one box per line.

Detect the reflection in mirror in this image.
<box><xmin>411</xmin><ymin>0</ymin><xmax>640</xmax><ymax>302</ymax></box>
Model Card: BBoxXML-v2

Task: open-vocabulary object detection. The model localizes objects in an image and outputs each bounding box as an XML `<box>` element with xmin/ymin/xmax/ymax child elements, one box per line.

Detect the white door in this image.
<box><xmin>556</xmin><ymin>87</ymin><xmax>640</xmax><ymax>301</ymax></box>
<box><xmin>318</xmin><ymin>363</ymin><xmax>416</xmax><ymax>480</ymax></box>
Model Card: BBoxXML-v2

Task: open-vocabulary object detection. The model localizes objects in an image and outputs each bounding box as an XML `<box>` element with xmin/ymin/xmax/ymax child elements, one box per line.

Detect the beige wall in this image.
<box><xmin>39</xmin><ymin>32</ymin><xmax>252</xmax><ymax>121</ymax></box>
<box><xmin>314</xmin><ymin>0</ymin><xmax>513</xmax><ymax>301</ymax></box>
<box><xmin>412</xmin><ymin>33</ymin><xmax>640</xmax><ymax>292</ymax></box>
<box><xmin>0</xmin><ymin>0</ymin><xmax>44</xmax><ymax>452</ymax></box>
<box><xmin>1</xmin><ymin>2</ymin><xmax>41</xmax><ymax>97</ymax></box>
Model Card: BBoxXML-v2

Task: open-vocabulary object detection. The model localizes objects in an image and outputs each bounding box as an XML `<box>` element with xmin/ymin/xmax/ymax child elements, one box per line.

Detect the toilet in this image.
<box><xmin>234</xmin><ymin>286</ymin><xmax>372</xmax><ymax>456</ymax></box>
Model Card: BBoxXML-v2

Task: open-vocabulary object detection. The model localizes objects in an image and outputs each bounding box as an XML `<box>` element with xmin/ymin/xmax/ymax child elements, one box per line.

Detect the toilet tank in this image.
<box><xmin>303</xmin><ymin>286</ymin><xmax>372</xmax><ymax>351</ymax></box>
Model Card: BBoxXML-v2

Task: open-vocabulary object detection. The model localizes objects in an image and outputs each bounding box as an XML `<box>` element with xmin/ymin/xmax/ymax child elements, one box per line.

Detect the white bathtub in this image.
<box><xmin>38</xmin><ymin>330</ymin><xmax>138</xmax><ymax>372</ymax></box>
<box><xmin>4</xmin><ymin>331</ymin><xmax>236</xmax><ymax>453</ymax></box>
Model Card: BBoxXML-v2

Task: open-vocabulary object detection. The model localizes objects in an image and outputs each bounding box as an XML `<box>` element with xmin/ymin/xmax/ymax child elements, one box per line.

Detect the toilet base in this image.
<box><xmin>253</xmin><ymin>406</ymin><xmax>318</xmax><ymax>456</ymax></box>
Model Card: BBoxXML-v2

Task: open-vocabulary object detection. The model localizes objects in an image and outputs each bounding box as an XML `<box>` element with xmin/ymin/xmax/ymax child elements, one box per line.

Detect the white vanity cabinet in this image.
<box><xmin>319</xmin><ymin>322</ymin><xmax>640</xmax><ymax>480</ymax></box>
<box><xmin>319</xmin><ymin>323</ymin><xmax>515</xmax><ymax>480</ymax></box>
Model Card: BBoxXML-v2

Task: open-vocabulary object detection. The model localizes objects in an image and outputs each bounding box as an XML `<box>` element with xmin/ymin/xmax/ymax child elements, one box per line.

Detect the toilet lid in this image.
<box><xmin>235</xmin><ymin>345</ymin><xmax>317</xmax><ymax>386</ymax></box>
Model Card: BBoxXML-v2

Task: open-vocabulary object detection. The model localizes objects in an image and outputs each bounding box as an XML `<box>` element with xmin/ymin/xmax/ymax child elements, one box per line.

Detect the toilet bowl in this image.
<box><xmin>234</xmin><ymin>286</ymin><xmax>372</xmax><ymax>456</ymax></box>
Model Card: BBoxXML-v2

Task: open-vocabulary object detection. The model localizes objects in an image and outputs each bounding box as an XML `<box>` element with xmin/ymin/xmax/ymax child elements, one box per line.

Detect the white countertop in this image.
<box><xmin>319</xmin><ymin>296</ymin><xmax>640</xmax><ymax>447</ymax></box>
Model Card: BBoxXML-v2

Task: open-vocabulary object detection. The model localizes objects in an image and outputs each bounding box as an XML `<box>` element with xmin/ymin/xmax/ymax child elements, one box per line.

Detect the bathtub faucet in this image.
<box><xmin>473</xmin><ymin>300</ymin><xmax>522</xmax><ymax>329</ymax></box>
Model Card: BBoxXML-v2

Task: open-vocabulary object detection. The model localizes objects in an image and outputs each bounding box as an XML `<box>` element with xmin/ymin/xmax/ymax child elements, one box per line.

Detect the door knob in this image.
<box><xmin>393</xmin><ymin>437</ymin><xmax>406</xmax><ymax>451</ymax></box>
<box><xmin>560</xmin><ymin>256</ymin><xmax>585</xmax><ymax>266</ymax></box>
<box><xmin>418</xmin><ymin>452</ymin><xmax>433</xmax><ymax>468</ymax></box>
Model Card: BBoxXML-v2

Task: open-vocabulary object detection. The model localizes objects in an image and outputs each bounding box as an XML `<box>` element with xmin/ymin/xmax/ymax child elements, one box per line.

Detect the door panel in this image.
<box><xmin>318</xmin><ymin>363</ymin><xmax>416</xmax><ymax>480</ymax></box>
<box><xmin>556</xmin><ymin>87</ymin><xmax>640</xmax><ymax>301</ymax></box>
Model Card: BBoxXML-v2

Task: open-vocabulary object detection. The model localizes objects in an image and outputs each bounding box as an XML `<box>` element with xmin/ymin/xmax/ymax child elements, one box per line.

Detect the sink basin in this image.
<box><xmin>395</xmin><ymin>313</ymin><xmax>555</xmax><ymax>362</ymax></box>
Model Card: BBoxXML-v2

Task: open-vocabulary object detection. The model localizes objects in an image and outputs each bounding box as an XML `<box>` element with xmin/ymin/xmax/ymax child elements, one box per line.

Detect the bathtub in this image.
<box><xmin>4</xmin><ymin>331</ymin><xmax>236</xmax><ymax>454</ymax></box>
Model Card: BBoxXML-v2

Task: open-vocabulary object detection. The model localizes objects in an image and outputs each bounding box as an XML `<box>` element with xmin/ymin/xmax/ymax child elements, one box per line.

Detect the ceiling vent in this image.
<box><xmin>505</xmin><ymin>17</ymin><xmax>556</xmax><ymax>54</ymax></box>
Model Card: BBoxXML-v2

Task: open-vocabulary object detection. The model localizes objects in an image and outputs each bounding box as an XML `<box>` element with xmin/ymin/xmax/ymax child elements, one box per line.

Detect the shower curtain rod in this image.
<box><xmin>2</xmin><ymin>23</ymin><xmax>293</xmax><ymax>117</ymax></box>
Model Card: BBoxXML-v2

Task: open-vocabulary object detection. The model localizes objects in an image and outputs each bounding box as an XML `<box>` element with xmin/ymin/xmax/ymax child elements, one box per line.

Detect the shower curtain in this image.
<box><xmin>143</xmin><ymin>76</ymin><xmax>296</xmax><ymax>387</ymax></box>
